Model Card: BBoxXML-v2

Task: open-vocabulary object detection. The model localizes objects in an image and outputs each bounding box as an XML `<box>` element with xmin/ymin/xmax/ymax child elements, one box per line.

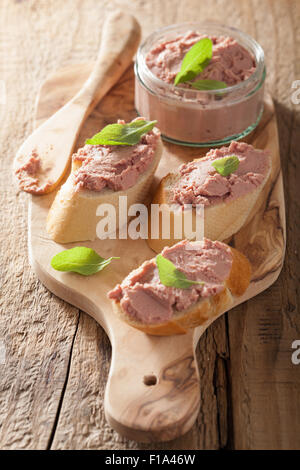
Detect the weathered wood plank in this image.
<box><xmin>227</xmin><ymin>0</ymin><xmax>300</xmax><ymax>450</ymax></box>
<box><xmin>0</xmin><ymin>0</ymin><xmax>81</xmax><ymax>449</ymax></box>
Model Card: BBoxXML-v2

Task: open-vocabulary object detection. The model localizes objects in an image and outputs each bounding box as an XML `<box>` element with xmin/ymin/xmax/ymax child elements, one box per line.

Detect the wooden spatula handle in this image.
<box><xmin>104</xmin><ymin>327</ymin><xmax>200</xmax><ymax>442</ymax></box>
<box><xmin>72</xmin><ymin>10</ymin><xmax>141</xmax><ymax>115</ymax></box>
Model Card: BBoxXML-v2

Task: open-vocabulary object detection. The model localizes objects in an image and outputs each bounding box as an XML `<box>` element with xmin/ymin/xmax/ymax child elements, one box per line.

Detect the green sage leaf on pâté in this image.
<box><xmin>191</xmin><ymin>79</ymin><xmax>227</xmax><ymax>90</ymax></box>
<box><xmin>156</xmin><ymin>254</ymin><xmax>204</xmax><ymax>289</ymax></box>
<box><xmin>211</xmin><ymin>155</ymin><xmax>240</xmax><ymax>177</ymax></box>
<box><xmin>85</xmin><ymin>120</ymin><xmax>157</xmax><ymax>146</ymax></box>
<box><xmin>174</xmin><ymin>38</ymin><xmax>213</xmax><ymax>86</ymax></box>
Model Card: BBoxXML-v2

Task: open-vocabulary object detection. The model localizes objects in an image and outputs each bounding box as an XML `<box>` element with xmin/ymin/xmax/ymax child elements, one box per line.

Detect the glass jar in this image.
<box><xmin>134</xmin><ymin>22</ymin><xmax>266</xmax><ymax>147</ymax></box>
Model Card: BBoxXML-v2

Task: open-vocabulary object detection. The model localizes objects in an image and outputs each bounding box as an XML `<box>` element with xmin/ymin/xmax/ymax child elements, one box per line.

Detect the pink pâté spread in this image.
<box><xmin>108</xmin><ymin>238</ymin><xmax>232</xmax><ymax>324</ymax></box>
<box><xmin>73</xmin><ymin>119</ymin><xmax>160</xmax><ymax>192</ymax></box>
<box><xmin>146</xmin><ymin>31</ymin><xmax>256</xmax><ymax>86</ymax></box>
<box><xmin>171</xmin><ymin>141</ymin><xmax>270</xmax><ymax>207</ymax></box>
<box><xmin>15</xmin><ymin>149</ymin><xmax>52</xmax><ymax>194</ymax></box>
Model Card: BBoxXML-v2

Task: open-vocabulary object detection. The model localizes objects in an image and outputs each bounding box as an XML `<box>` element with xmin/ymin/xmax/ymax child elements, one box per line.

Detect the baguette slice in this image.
<box><xmin>110</xmin><ymin>243</ymin><xmax>251</xmax><ymax>336</ymax></box>
<box><xmin>46</xmin><ymin>134</ymin><xmax>163</xmax><ymax>243</ymax></box>
<box><xmin>147</xmin><ymin>146</ymin><xmax>271</xmax><ymax>253</ymax></box>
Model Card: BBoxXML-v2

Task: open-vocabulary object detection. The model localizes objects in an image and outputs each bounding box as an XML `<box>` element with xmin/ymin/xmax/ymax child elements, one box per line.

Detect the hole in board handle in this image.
<box><xmin>143</xmin><ymin>375</ymin><xmax>157</xmax><ymax>386</ymax></box>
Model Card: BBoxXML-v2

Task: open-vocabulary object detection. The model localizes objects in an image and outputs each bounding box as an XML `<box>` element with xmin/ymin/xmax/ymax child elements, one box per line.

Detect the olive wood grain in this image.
<box><xmin>13</xmin><ymin>11</ymin><xmax>141</xmax><ymax>194</ymax></box>
<box><xmin>28</xmin><ymin>62</ymin><xmax>285</xmax><ymax>442</ymax></box>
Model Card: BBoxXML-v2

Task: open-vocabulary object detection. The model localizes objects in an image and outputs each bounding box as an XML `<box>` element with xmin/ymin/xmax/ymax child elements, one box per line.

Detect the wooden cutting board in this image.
<box><xmin>28</xmin><ymin>63</ymin><xmax>286</xmax><ymax>442</ymax></box>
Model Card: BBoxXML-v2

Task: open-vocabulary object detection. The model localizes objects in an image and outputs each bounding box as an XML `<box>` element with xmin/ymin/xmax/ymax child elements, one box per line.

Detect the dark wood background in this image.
<box><xmin>0</xmin><ymin>0</ymin><xmax>299</xmax><ymax>449</ymax></box>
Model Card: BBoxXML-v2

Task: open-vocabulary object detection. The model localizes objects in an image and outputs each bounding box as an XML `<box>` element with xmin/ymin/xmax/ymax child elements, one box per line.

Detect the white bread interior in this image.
<box><xmin>147</xmin><ymin>155</ymin><xmax>272</xmax><ymax>253</ymax></box>
<box><xmin>111</xmin><ymin>245</ymin><xmax>251</xmax><ymax>336</ymax></box>
<box><xmin>46</xmin><ymin>136</ymin><xmax>163</xmax><ymax>243</ymax></box>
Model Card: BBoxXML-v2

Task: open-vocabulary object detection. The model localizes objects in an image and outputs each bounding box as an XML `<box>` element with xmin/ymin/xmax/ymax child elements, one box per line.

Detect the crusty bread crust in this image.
<box><xmin>47</xmin><ymin>134</ymin><xmax>163</xmax><ymax>243</ymax></box>
<box><xmin>147</xmin><ymin>156</ymin><xmax>271</xmax><ymax>253</ymax></box>
<box><xmin>226</xmin><ymin>247</ymin><xmax>252</xmax><ymax>297</ymax></box>
<box><xmin>111</xmin><ymin>246</ymin><xmax>251</xmax><ymax>336</ymax></box>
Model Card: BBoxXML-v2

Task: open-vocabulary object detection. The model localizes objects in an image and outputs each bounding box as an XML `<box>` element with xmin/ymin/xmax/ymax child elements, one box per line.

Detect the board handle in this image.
<box><xmin>104</xmin><ymin>326</ymin><xmax>200</xmax><ymax>442</ymax></box>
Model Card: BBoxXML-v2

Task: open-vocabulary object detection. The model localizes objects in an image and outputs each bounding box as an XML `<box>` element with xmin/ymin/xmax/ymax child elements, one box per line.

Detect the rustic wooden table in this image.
<box><xmin>0</xmin><ymin>0</ymin><xmax>299</xmax><ymax>450</ymax></box>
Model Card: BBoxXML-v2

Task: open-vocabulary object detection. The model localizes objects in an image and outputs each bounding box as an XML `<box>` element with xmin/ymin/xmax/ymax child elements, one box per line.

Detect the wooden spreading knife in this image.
<box><xmin>14</xmin><ymin>10</ymin><xmax>141</xmax><ymax>194</ymax></box>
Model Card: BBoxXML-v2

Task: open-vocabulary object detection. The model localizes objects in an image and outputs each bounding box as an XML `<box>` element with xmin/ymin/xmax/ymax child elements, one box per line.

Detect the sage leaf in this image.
<box><xmin>174</xmin><ymin>38</ymin><xmax>213</xmax><ymax>86</ymax></box>
<box><xmin>191</xmin><ymin>79</ymin><xmax>227</xmax><ymax>90</ymax></box>
<box><xmin>51</xmin><ymin>247</ymin><xmax>119</xmax><ymax>276</ymax></box>
<box><xmin>156</xmin><ymin>254</ymin><xmax>204</xmax><ymax>289</ymax></box>
<box><xmin>86</xmin><ymin>119</ymin><xmax>157</xmax><ymax>146</ymax></box>
<box><xmin>211</xmin><ymin>155</ymin><xmax>240</xmax><ymax>177</ymax></box>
